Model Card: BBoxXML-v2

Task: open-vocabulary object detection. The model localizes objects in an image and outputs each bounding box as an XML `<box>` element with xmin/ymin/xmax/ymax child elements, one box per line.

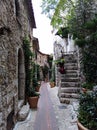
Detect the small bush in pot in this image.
<box><xmin>78</xmin><ymin>90</ymin><xmax>97</xmax><ymax>130</ymax></box>
<box><xmin>27</xmin><ymin>87</ymin><xmax>40</xmax><ymax>108</ymax></box>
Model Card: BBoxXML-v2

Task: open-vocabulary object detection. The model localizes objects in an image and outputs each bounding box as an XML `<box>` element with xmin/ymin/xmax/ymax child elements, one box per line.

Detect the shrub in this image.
<box><xmin>81</xmin><ymin>82</ymin><xmax>95</xmax><ymax>90</ymax></box>
<box><xmin>78</xmin><ymin>90</ymin><xmax>97</xmax><ymax>130</ymax></box>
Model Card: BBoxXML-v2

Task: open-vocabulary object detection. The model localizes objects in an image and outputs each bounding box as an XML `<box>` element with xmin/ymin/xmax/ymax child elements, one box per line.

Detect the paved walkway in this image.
<box><xmin>14</xmin><ymin>82</ymin><xmax>79</xmax><ymax>130</ymax></box>
<box><xmin>34</xmin><ymin>82</ymin><xmax>59</xmax><ymax>130</ymax></box>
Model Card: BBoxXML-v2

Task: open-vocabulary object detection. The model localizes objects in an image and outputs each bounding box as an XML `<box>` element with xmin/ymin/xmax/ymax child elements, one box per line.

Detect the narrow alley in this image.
<box><xmin>34</xmin><ymin>82</ymin><xmax>59</xmax><ymax>130</ymax></box>
<box><xmin>14</xmin><ymin>82</ymin><xmax>79</xmax><ymax>130</ymax></box>
<box><xmin>1</xmin><ymin>1</ymin><xmax>97</xmax><ymax>130</ymax></box>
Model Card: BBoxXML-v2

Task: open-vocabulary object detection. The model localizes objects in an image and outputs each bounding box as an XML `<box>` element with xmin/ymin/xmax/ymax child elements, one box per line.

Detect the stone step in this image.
<box><xmin>64</xmin><ymin>54</ymin><xmax>76</xmax><ymax>60</ymax></box>
<box><xmin>60</xmin><ymin>93</ymin><xmax>80</xmax><ymax>99</ymax></box>
<box><xmin>61</xmin><ymin>82</ymin><xmax>80</xmax><ymax>87</ymax></box>
<box><xmin>18</xmin><ymin>100</ymin><xmax>24</xmax><ymax>111</ymax></box>
<box><xmin>60</xmin><ymin>87</ymin><xmax>80</xmax><ymax>93</ymax></box>
<box><xmin>58</xmin><ymin>53</ymin><xmax>80</xmax><ymax>105</ymax></box>
<box><xmin>61</xmin><ymin>78</ymin><xmax>79</xmax><ymax>82</ymax></box>
<box><xmin>60</xmin><ymin>97</ymin><xmax>79</xmax><ymax>104</ymax></box>
<box><xmin>61</xmin><ymin>73</ymin><xmax>78</xmax><ymax>78</ymax></box>
<box><xmin>65</xmin><ymin>60</ymin><xmax>77</xmax><ymax>63</ymax></box>
<box><xmin>18</xmin><ymin>103</ymin><xmax>30</xmax><ymax>121</ymax></box>
<box><xmin>66</xmin><ymin>70</ymin><xmax>78</xmax><ymax>74</ymax></box>
<box><xmin>65</xmin><ymin>66</ymin><xmax>78</xmax><ymax>70</ymax></box>
<box><xmin>64</xmin><ymin>73</ymin><xmax>78</xmax><ymax>78</ymax></box>
<box><xmin>64</xmin><ymin>62</ymin><xmax>78</xmax><ymax>67</ymax></box>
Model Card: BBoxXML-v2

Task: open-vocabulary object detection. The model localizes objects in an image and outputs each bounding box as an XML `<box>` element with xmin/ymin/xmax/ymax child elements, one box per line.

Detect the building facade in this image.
<box><xmin>0</xmin><ymin>0</ymin><xmax>36</xmax><ymax>129</ymax></box>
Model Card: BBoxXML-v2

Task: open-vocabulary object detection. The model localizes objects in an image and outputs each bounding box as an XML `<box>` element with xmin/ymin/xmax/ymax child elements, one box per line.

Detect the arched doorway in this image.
<box><xmin>18</xmin><ymin>48</ymin><xmax>25</xmax><ymax>100</ymax></box>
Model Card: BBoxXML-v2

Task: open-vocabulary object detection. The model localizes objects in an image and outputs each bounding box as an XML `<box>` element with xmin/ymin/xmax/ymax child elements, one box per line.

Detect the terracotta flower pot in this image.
<box><xmin>28</xmin><ymin>96</ymin><xmax>39</xmax><ymax>108</ymax></box>
<box><xmin>35</xmin><ymin>86</ymin><xmax>40</xmax><ymax>92</ymax></box>
<box><xmin>50</xmin><ymin>82</ymin><xmax>55</xmax><ymax>88</ymax></box>
<box><xmin>77</xmin><ymin>121</ymin><xmax>89</xmax><ymax>130</ymax></box>
<box><xmin>82</xmin><ymin>88</ymin><xmax>87</xmax><ymax>93</ymax></box>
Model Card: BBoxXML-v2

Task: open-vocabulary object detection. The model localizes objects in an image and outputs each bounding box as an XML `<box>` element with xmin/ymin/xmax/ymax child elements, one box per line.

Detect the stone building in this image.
<box><xmin>0</xmin><ymin>0</ymin><xmax>36</xmax><ymax>129</ymax></box>
<box><xmin>37</xmin><ymin>50</ymin><xmax>50</xmax><ymax>81</ymax></box>
<box><xmin>33</xmin><ymin>37</ymin><xmax>50</xmax><ymax>81</ymax></box>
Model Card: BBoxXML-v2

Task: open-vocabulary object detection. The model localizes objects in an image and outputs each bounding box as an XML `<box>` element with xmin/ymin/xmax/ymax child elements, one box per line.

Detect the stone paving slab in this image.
<box><xmin>47</xmin><ymin>83</ymin><xmax>79</xmax><ymax>130</ymax></box>
<box><xmin>13</xmin><ymin>109</ymin><xmax>37</xmax><ymax>130</ymax></box>
<box><xmin>14</xmin><ymin>82</ymin><xmax>79</xmax><ymax>130</ymax></box>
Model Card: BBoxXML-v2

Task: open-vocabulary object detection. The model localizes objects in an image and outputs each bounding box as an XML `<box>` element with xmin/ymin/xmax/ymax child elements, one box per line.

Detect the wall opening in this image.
<box><xmin>18</xmin><ymin>48</ymin><xmax>25</xmax><ymax>100</ymax></box>
<box><xmin>7</xmin><ymin>110</ymin><xmax>14</xmax><ymax>130</ymax></box>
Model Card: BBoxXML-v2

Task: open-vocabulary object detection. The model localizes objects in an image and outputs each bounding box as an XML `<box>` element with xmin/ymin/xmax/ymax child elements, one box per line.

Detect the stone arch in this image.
<box><xmin>18</xmin><ymin>48</ymin><xmax>25</xmax><ymax>100</ymax></box>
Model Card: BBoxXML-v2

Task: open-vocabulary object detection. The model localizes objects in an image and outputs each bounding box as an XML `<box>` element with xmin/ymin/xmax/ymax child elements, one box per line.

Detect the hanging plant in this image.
<box><xmin>54</xmin><ymin>58</ymin><xmax>65</xmax><ymax>67</ymax></box>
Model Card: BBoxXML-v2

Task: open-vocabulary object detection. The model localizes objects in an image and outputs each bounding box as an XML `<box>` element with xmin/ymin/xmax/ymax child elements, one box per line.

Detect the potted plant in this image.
<box><xmin>54</xmin><ymin>57</ymin><xmax>65</xmax><ymax>66</ymax></box>
<box><xmin>55</xmin><ymin>57</ymin><xmax>66</xmax><ymax>74</ymax></box>
<box><xmin>49</xmin><ymin>65</ymin><xmax>56</xmax><ymax>88</ymax></box>
<box><xmin>77</xmin><ymin>90</ymin><xmax>97</xmax><ymax>130</ymax></box>
<box><xmin>32</xmin><ymin>78</ymin><xmax>40</xmax><ymax>92</ymax></box>
<box><xmin>35</xmin><ymin>81</ymin><xmax>41</xmax><ymax>92</ymax></box>
<box><xmin>50</xmin><ymin>78</ymin><xmax>55</xmax><ymax>88</ymax></box>
<box><xmin>27</xmin><ymin>87</ymin><xmax>40</xmax><ymax>108</ymax></box>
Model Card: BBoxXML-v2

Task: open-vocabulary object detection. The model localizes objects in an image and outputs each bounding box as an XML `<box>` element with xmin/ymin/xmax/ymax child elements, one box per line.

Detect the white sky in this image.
<box><xmin>32</xmin><ymin>0</ymin><xmax>54</xmax><ymax>54</ymax></box>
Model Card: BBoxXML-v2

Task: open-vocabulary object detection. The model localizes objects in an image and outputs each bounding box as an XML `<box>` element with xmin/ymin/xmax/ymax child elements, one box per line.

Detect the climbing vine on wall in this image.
<box><xmin>23</xmin><ymin>36</ymin><xmax>34</xmax><ymax>91</ymax></box>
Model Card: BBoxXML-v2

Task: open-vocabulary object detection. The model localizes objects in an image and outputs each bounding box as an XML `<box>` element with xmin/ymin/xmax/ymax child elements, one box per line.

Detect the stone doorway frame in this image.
<box><xmin>18</xmin><ymin>48</ymin><xmax>25</xmax><ymax>101</ymax></box>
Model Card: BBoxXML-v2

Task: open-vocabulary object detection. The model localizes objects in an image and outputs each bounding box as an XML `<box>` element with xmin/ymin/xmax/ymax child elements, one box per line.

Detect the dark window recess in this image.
<box><xmin>15</xmin><ymin>0</ymin><xmax>20</xmax><ymax>17</ymax></box>
<box><xmin>0</xmin><ymin>27</ymin><xmax>11</xmax><ymax>35</ymax></box>
<box><xmin>7</xmin><ymin>110</ymin><xmax>14</xmax><ymax>130</ymax></box>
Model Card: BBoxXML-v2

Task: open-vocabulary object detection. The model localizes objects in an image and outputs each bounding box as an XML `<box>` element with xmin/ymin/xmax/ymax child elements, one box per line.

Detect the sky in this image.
<box><xmin>32</xmin><ymin>0</ymin><xmax>54</xmax><ymax>54</ymax></box>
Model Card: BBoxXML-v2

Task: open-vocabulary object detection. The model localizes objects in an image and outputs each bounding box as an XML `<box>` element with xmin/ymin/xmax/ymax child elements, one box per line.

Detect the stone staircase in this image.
<box><xmin>58</xmin><ymin>53</ymin><xmax>81</xmax><ymax>104</ymax></box>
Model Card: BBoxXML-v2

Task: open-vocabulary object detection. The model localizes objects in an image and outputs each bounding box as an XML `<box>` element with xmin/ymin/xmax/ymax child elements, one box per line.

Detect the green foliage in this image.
<box><xmin>26</xmin><ymin>63</ymin><xmax>40</xmax><ymax>97</ymax></box>
<box><xmin>54</xmin><ymin>58</ymin><xmax>65</xmax><ymax>65</ymax></box>
<box><xmin>48</xmin><ymin>55</ymin><xmax>53</xmax><ymax>68</ymax></box>
<box><xmin>78</xmin><ymin>91</ymin><xmax>97</xmax><ymax>130</ymax></box>
<box><xmin>56</xmin><ymin>27</ymin><xmax>69</xmax><ymax>38</ymax></box>
<box><xmin>41</xmin><ymin>0</ymin><xmax>97</xmax><ymax>84</ymax></box>
<box><xmin>27</xmin><ymin>87</ymin><xmax>40</xmax><ymax>97</ymax></box>
<box><xmin>48</xmin><ymin>55</ymin><xmax>53</xmax><ymax>80</ymax></box>
<box><xmin>23</xmin><ymin>36</ymin><xmax>39</xmax><ymax>97</ymax></box>
<box><xmin>23</xmin><ymin>36</ymin><xmax>34</xmax><ymax>90</ymax></box>
<box><xmin>42</xmin><ymin>65</ymin><xmax>49</xmax><ymax>79</ymax></box>
<box><xmin>82</xmin><ymin>43</ymin><xmax>97</xmax><ymax>83</ymax></box>
<box><xmin>75</xmin><ymin>38</ymin><xmax>87</xmax><ymax>47</ymax></box>
<box><xmin>84</xmin><ymin>20</ymin><xmax>96</xmax><ymax>30</ymax></box>
<box><xmin>51</xmin><ymin>0</ymin><xmax>75</xmax><ymax>28</ymax></box>
<box><xmin>37</xmin><ymin>64</ymin><xmax>41</xmax><ymax>81</ymax></box>
<box><xmin>81</xmin><ymin>82</ymin><xmax>95</xmax><ymax>90</ymax></box>
<box><xmin>23</xmin><ymin>37</ymin><xmax>34</xmax><ymax>59</ymax></box>
<box><xmin>50</xmin><ymin>65</ymin><xmax>55</xmax><ymax>82</ymax></box>
<box><xmin>41</xmin><ymin>0</ymin><xmax>58</xmax><ymax>19</ymax></box>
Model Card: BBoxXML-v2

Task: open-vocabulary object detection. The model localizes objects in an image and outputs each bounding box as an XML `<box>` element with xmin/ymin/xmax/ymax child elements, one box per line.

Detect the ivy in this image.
<box><xmin>23</xmin><ymin>36</ymin><xmax>34</xmax><ymax>92</ymax></box>
<box><xmin>42</xmin><ymin>65</ymin><xmax>49</xmax><ymax>79</ymax></box>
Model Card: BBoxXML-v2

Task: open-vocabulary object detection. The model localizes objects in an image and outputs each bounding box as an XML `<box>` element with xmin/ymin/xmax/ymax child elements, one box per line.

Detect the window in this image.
<box><xmin>14</xmin><ymin>0</ymin><xmax>20</xmax><ymax>17</ymax></box>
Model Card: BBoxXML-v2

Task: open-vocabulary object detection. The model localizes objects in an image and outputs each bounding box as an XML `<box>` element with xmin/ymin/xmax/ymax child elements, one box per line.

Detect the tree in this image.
<box><xmin>41</xmin><ymin>0</ymin><xmax>58</xmax><ymax>19</ymax></box>
<box><xmin>41</xmin><ymin>0</ymin><xmax>75</xmax><ymax>29</ymax></box>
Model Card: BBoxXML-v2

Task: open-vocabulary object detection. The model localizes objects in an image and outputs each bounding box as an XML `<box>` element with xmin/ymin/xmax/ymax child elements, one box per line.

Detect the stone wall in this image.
<box><xmin>0</xmin><ymin>0</ymin><xmax>35</xmax><ymax>129</ymax></box>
